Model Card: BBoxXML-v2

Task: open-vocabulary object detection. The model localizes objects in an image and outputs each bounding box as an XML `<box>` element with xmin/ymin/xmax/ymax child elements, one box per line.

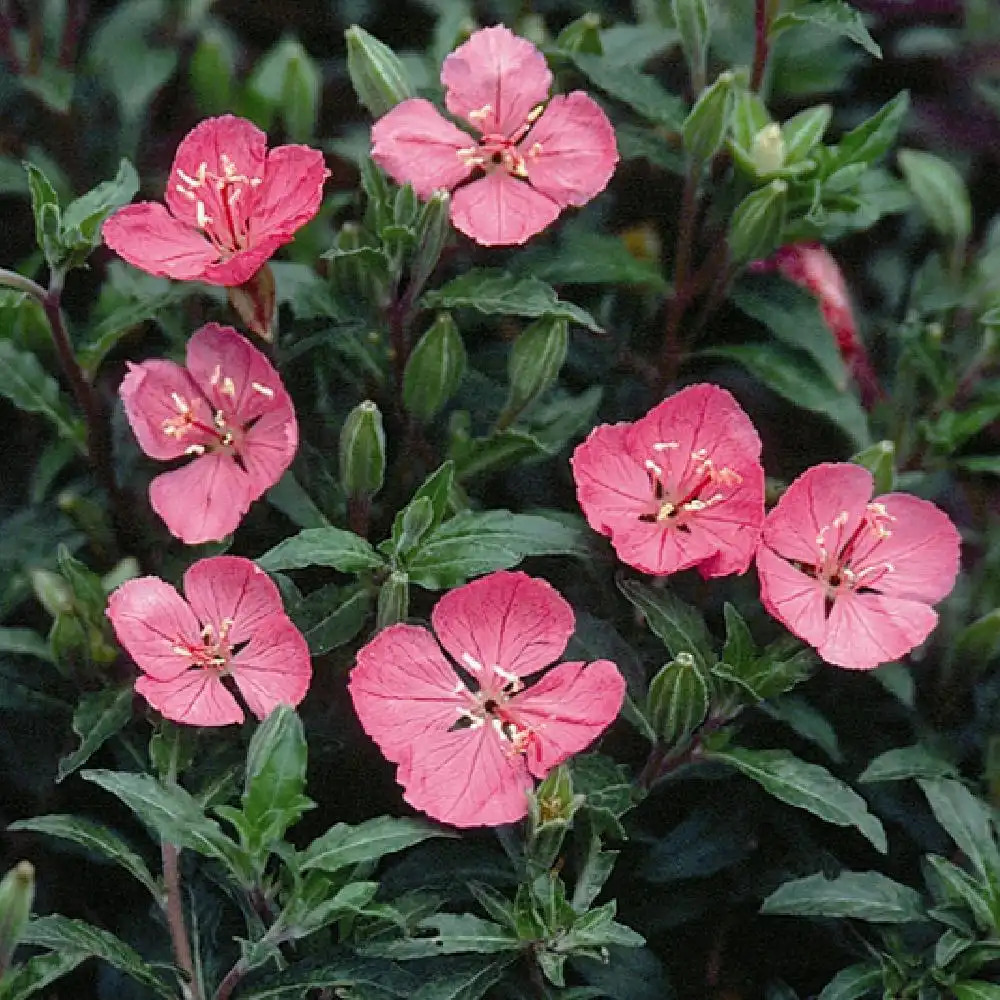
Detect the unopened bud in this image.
<box><xmin>404</xmin><ymin>313</ymin><xmax>467</xmax><ymax>422</ymax></box>
<box><xmin>409</xmin><ymin>190</ymin><xmax>451</xmax><ymax>297</ymax></box>
<box><xmin>556</xmin><ymin>13</ymin><xmax>602</xmax><ymax>55</ymax></box>
<box><xmin>502</xmin><ymin>316</ymin><xmax>568</xmax><ymax>425</ymax></box>
<box><xmin>728</xmin><ymin>179</ymin><xmax>787</xmax><ymax>264</ymax></box>
<box><xmin>346</xmin><ymin>26</ymin><xmax>414</xmax><ymax>117</ymax></box>
<box><xmin>376</xmin><ymin>571</ymin><xmax>409</xmax><ymax>630</ymax></box>
<box><xmin>646</xmin><ymin>652</ymin><xmax>709</xmax><ymax>745</ymax></box>
<box><xmin>0</xmin><ymin>860</ymin><xmax>35</xmax><ymax>968</ymax></box>
<box><xmin>339</xmin><ymin>401</ymin><xmax>386</xmax><ymax>498</ymax></box>
<box><xmin>31</xmin><ymin>569</ymin><xmax>73</xmax><ymax>617</ymax></box>
<box><xmin>683</xmin><ymin>70</ymin><xmax>733</xmax><ymax>164</ymax></box>
<box><xmin>751</xmin><ymin>122</ymin><xmax>785</xmax><ymax>175</ymax></box>
<box><xmin>190</xmin><ymin>26</ymin><xmax>236</xmax><ymax>115</ymax></box>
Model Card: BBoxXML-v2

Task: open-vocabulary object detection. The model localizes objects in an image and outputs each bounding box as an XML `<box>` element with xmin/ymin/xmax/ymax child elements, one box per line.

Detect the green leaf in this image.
<box><xmin>761</xmin><ymin>696</ymin><xmax>842</xmax><ymax>762</ymax></box>
<box><xmin>230</xmin><ymin>951</ymin><xmax>415</xmax><ymax>999</ymax></box>
<box><xmin>61</xmin><ymin>159</ymin><xmax>139</xmax><ymax>255</ymax></box>
<box><xmin>527</xmin><ymin>233</ymin><xmax>669</xmax><ymax>291</ymax></box>
<box><xmin>423</xmin><ymin>270</ymin><xmax>601</xmax><ymax>332</ymax></box>
<box><xmin>817</xmin><ymin>963</ymin><xmax>883</xmax><ymax>1000</ymax></box>
<box><xmin>0</xmin><ymin>950</ymin><xmax>89</xmax><ymax>1000</ymax></box>
<box><xmin>570</xmin><ymin>53</ymin><xmax>686</xmax><ymax>128</ymax></box>
<box><xmin>0</xmin><ymin>341</ymin><xmax>85</xmax><ymax>451</ymax></box>
<box><xmin>617</xmin><ymin>578</ymin><xmax>714</xmax><ymax>673</ymax></box>
<box><xmin>241</xmin><ymin>705</ymin><xmax>313</xmax><ymax>861</ymax></box>
<box><xmin>826</xmin><ymin>90</ymin><xmax>909</xmax><ymax>173</ymax></box>
<box><xmin>953</xmin><ymin>982</ymin><xmax>1000</xmax><ymax>1000</ymax></box>
<box><xmin>858</xmin><ymin>746</ymin><xmax>959</xmax><ymax>783</ymax></box>
<box><xmin>898</xmin><ymin>148</ymin><xmax>972</xmax><ymax>247</ymax></box>
<box><xmin>24</xmin><ymin>162</ymin><xmax>61</xmax><ymax>265</ymax></box>
<box><xmin>298</xmin><ymin>585</ymin><xmax>372</xmax><ymax>655</ymax></box>
<box><xmin>57</xmin><ymin>685</ymin><xmax>133</xmax><ymax>782</ymax></box>
<box><xmin>266</xmin><ymin>471</ymin><xmax>331</xmax><ymax>529</ymax></box>
<box><xmin>955</xmin><ymin>608</ymin><xmax>1000</xmax><ymax>665</ymax></box>
<box><xmin>0</xmin><ymin>628</ymin><xmax>53</xmax><ymax>662</ymax></box>
<box><xmin>256</xmin><ymin>527</ymin><xmax>385</xmax><ymax>573</ymax></box>
<box><xmin>924</xmin><ymin>853</ymin><xmax>996</xmax><ymax>930</ymax></box>
<box><xmin>388</xmin><ymin>462</ymin><xmax>456</xmax><ymax>556</ymax></box>
<box><xmin>703</xmin><ymin>343</ymin><xmax>870</xmax><ymax>448</ymax></box>
<box><xmin>81</xmin><ymin>769</ymin><xmax>249</xmax><ymax>878</ymax></box>
<box><xmin>731</xmin><ymin>275</ymin><xmax>849</xmax><ymax>391</ymax></box>
<box><xmin>363</xmin><ymin>914</ymin><xmax>521</xmax><ymax>959</ymax></box>
<box><xmin>712</xmin><ymin>644</ymin><xmax>815</xmax><ymax>702</ymax></box>
<box><xmin>405</xmin><ymin>511</ymin><xmax>590</xmax><ymax>590</ymax></box>
<box><xmin>708</xmin><ymin>747</ymin><xmax>887</xmax><ymax>852</ymax></box>
<box><xmin>301</xmin><ymin>815</ymin><xmax>454</xmax><ymax>873</ymax></box>
<box><xmin>410</xmin><ymin>956</ymin><xmax>518</xmax><ymax>1000</ymax></box>
<box><xmin>554</xmin><ymin>901</ymin><xmax>645</xmax><ymax>951</ymax></box>
<box><xmin>6</xmin><ymin>814</ymin><xmax>158</xmax><ymax>897</ymax></box>
<box><xmin>19</xmin><ymin>915</ymin><xmax>173</xmax><ymax>999</ymax></box>
<box><xmin>918</xmin><ymin>778</ymin><xmax>1000</xmax><ymax>882</ymax></box>
<box><xmin>761</xmin><ymin>871</ymin><xmax>926</xmax><ymax>923</ymax></box>
<box><xmin>772</xmin><ymin>1</ymin><xmax>882</xmax><ymax>58</ymax></box>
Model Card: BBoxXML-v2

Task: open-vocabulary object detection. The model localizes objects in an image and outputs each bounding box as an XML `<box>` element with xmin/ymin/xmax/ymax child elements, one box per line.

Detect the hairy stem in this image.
<box><xmin>162</xmin><ymin>843</ymin><xmax>203</xmax><ymax>1000</ymax></box>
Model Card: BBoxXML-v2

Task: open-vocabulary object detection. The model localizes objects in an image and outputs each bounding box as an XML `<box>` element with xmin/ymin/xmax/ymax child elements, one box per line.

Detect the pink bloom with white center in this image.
<box><xmin>119</xmin><ymin>322</ymin><xmax>297</xmax><ymax>545</ymax></box>
<box><xmin>107</xmin><ymin>556</ymin><xmax>311</xmax><ymax>726</ymax></box>
<box><xmin>761</xmin><ymin>243</ymin><xmax>882</xmax><ymax>408</ymax></box>
<box><xmin>348</xmin><ymin>571</ymin><xmax>625</xmax><ymax>828</ymax></box>
<box><xmin>370</xmin><ymin>25</ymin><xmax>618</xmax><ymax>246</ymax></box>
<box><xmin>571</xmin><ymin>384</ymin><xmax>766</xmax><ymax>578</ymax></box>
<box><xmin>103</xmin><ymin>115</ymin><xmax>329</xmax><ymax>286</ymax></box>
<box><xmin>756</xmin><ymin>462</ymin><xmax>961</xmax><ymax>670</ymax></box>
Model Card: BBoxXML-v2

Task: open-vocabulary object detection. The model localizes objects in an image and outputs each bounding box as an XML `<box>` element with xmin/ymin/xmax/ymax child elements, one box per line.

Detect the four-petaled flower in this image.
<box><xmin>571</xmin><ymin>384</ymin><xmax>766</xmax><ymax>578</ymax></box>
<box><xmin>371</xmin><ymin>25</ymin><xmax>618</xmax><ymax>246</ymax></box>
<box><xmin>756</xmin><ymin>462</ymin><xmax>961</xmax><ymax>670</ymax></box>
<box><xmin>119</xmin><ymin>322</ymin><xmax>297</xmax><ymax>545</ymax></box>
<box><xmin>348</xmin><ymin>571</ymin><xmax>625</xmax><ymax>828</ymax></box>
<box><xmin>103</xmin><ymin>115</ymin><xmax>329</xmax><ymax>286</ymax></box>
<box><xmin>107</xmin><ymin>556</ymin><xmax>311</xmax><ymax>726</ymax></box>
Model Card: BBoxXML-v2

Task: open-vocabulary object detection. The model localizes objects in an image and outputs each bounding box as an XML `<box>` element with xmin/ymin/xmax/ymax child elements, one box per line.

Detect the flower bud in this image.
<box><xmin>339</xmin><ymin>401</ymin><xmax>386</xmax><ymax>499</ymax></box>
<box><xmin>190</xmin><ymin>26</ymin><xmax>236</xmax><ymax>115</ymax></box>
<box><xmin>409</xmin><ymin>190</ymin><xmax>451</xmax><ymax>298</ymax></box>
<box><xmin>727</xmin><ymin>179</ymin><xmax>787</xmax><ymax>265</ymax></box>
<box><xmin>527</xmin><ymin>764</ymin><xmax>584</xmax><ymax>869</ymax></box>
<box><xmin>672</xmin><ymin>0</ymin><xmax>711</xmax><ymax>83</ymax></box>
<box><xmin>502</xmin><ymin>316</ymin><xmax>568</xmax><ymax>425</ymax></box>
<box><xmin>646</xmin><ymin>652</ymin><xmax>709</xmax><ymax>745</ymax></box>
<box><xmin>376</xmin><ymin>570</ymin><xmax>409</xmax><ymax>630</ymax></box>
<box><xmin>751</xmin><ymin>122</ymin><xmax>785</xmax><ymax>176</ymax></box>
<box><xmin>403</xmin><ymin>313</ymin><xmax>467</xmax><ymax>423</ymax></box>
<box><xmin>683</xmin><ymin>70</ymin><xmax>733</xmax><ymax>164</ymax></box>
<box><xmin>851</xmin><ymin>440</ymin><xmax>895</xmax><ymax>496</ymax></box>
<box><xmin>0</xmin><ymin>861</ymin><xmax>35</xmax><ymax>969</ymax></box>
<box><xmin>227</xmin><ymin>263</ymin><xmax>276</xmax><ymax>342</ymax></box>
<box><xmin>30</xmin><ymin>568</ymin><xmax>73</xmax><ymax>617</ymax></box>
<box><xmin>556</xmin><ymin>13</ymin><xmax>603</xmax><ymax>55</ymax></box>
<box><xmin>345</xmin><ymin>26</ymin><xmax>415</xmax><ymax>117</ymax></box>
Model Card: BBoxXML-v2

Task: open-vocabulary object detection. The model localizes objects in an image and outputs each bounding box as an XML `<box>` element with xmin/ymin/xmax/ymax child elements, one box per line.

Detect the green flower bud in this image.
<box><xmin>527</xmin><ymin>765</ymin><xmax>584</xmax><ymax>869</ymax></box>
<box><xmin>339</xmin><ymin>401</ymin><xmax>386</xmax><ymax>499</ymax></box>
<box><xmin>750</xmin><ymin>122</ymin><xmax>786</xmax><ymax>175</ymax></box>
<box><xmin>683</xmin><ymin>70</ymin><xmax>734</xmax><ymax>164</ymax></box>
<box><xmin>647</xmin><ymin>652</ymin><xmax>709</xmax><ymax>745</ymax></box>
<box><xmin>502</xmin><ymin>316</ymin><xmax>569</xmax><ymax>425</ymax></box>
<box><xmin>409</xmin><ymin>190</ymin><xmax>452</xmax><ymax>298</ymax></box>
<box><xmin>376</xmin><ymin>571</ymin><xmax>409</xmax><ymax>630</ymax></box>
<box><xmin>30</xmin><ymin>568</ymin><xmax>73</xmax><ymax>617</ymax></box>
<box><xmin>850</xmin><ymin>440</ymin><xmax>895</xmax><ymax>496</ymax></box>
<box><xmin>556</xmin><ymin>13</ymin><xmax>603</xmax><ymax>55</ymax></box>
<box><xmin>190</xmin><ymin>26</ymin><xmax>236</xmax><ymax>115</ymax></box>
<box><xmin>727</xmin><ymin>178</ymin><xmax>787</xmax><ymax>264</ymax></box>
<box><xmin>0</xmin><ymin>861</ymin><xmax>34</xmax><ymax>969</ymax></box>
<box><xmin>403</xmin><ymin>313</ymin><xmax>467</xmax><ymax>423</ymax></box>
<box><xmin>672</xmin><ymin>0</ymin><xmax>711</xmax><ymax>83</ymax></box>
<box><xmin>345</xmin><ymin>26</ymin><xmax>415</xmax><ymax>117</ymax></box>
<box><xmin>249</xmin><ymin>38</ymin><xmax>321</xmax><ymax>141</ymax></box>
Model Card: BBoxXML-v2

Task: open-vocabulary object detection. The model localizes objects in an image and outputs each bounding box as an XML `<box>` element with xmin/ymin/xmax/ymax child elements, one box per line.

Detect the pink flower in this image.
<box><xmin>756</xmin><ymin>462</ymin><xmax>961</xmax><ymax>670</ymax></box>
<box><xmin>120</xmin><ymin>322</ymin><xmax>297</xmax><ymax>545</ymax></box>
<box><xmin>764</xmin><ymin>243</ymin><xmax>882</xmax><ymax>408</ymax></box>
<box><xmin>103</xmin><ymin>115</ymin><xmax>329</xmax><ymax>286</ymax></box>
<box><xmin>348</xmin><ymin>571</ymin><xmax>625</xmax><ymax>828</ymax></box>
<box><xmin>371</xmin><ymin>25</ymin><xmax>618</xmax><ymax>246</ymax></box>
<box><xmin>107</xmin><ymin>556</ymin><xmax>311</xmax><ymax>726</ymax></box>
<box><xmin>571</xmin><ymin>384</ymin><xmax>766</xmax><ymax>578</ymax></box>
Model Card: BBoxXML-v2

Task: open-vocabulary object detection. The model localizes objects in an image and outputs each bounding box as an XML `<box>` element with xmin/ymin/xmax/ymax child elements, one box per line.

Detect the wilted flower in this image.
<box><xmin>349</xmin><ymin>571</ymin><xmax>625</xmax><ymax>827</ymax></box>
<box><xmin>107</xmin><ymin>556</ymin><xmax>311</xmax><ymax>726</ymax></box>
<box><xmin>756</xmin><ymin>462</ymin><xmax>961</xmax><ymax>670</ymax></box>
<box><xmin>371</xmin><ymin>25</ymin><xmax>618</xmax><ymax>246</ymax></box>
<box><xmin>103</xmin><ymin>114</ymin><xmax>329</xmax><ymax>286</ymax></box>
<box><xmin>572</xmin><ymin>384</ymin><xmax>766</xmax><ymax>578</ymax></box>
<box><xmin>119</xmin><ymin>323</ymin><xmax>297</xmax><ymax>545</ymax></box>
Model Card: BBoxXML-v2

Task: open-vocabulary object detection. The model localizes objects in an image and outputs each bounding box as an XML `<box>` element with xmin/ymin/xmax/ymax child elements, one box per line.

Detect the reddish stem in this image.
<box><xmin>751</xmin><ymin>0</ymin><xmax>773</xmax><ymax>92</ymax></box>
<box><xmin>162</xmin><ymin>843</ymin><xmax>203</xmax><ymax>1000</ymax></box>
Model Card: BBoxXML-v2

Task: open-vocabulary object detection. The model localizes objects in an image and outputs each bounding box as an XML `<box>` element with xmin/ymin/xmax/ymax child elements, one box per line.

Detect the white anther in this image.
<box><xmin>170</xmin><ymin>392</ymin><xmax>190</xmax><ymax>413</ymax></box>
<box><xmin>645</xmin><ymin>459</ymin><xmax>664</xmax><ymax>477</ymax></box>
<box><xmin>462</xmin><ymin>653</ymin><xmax>483</xmax><ymax>672</ymax></box>
<box><xmin>184</xmin><ymin>444</ymin><xmax>206</xmax><ymax>456</ymax></box>
<box><xmin>251</xmin><ymin>381</ymin><xmax>274</xmax><ymax>398</ymax></box>
<box><xmin>653</xmin><ymin>441</ymin><xmax>679</xmax><ymax>451</ymax></box>
<box><xmin>221</xmin><ymin>377</ymin><xmax>236</xmax><ymax>398</ymax></box>
<box><xmin>196</xmin><ymin>201</ymin><xmax>213</xmax><ymax>228</ymax></box>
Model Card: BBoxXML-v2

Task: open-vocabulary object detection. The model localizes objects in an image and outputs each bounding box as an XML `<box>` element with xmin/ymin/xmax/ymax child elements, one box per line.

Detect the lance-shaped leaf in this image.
<box><xmin>618</xmin><ymin>578</ymin><xmax>715</xmax><ymax>673</ymax></box>
<box><xmin>301</xmin><ymin>815</ymin><xmax>455</xmax><ymax>873</ymax></box>
<box><xmin>257</xmin><ymin>527</ymin><xmax>386</xmax><ymax>574</ymax></box>
<box><xmin>761</xmin><ymin>871</ymin><xmax>926</xmax><ymax>923</ymax></box>
<box><xmin>918</xmin><ymin>778</ymin><xmax>1000</xmax><ymax>882</ymax></box>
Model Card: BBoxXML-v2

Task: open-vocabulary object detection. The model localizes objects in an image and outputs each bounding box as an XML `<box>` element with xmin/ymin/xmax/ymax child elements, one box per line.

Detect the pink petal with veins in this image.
<box><xmin>102</xmin><ymin>203</ymin><xmax>219</xmax><ymax>281</ymax></box>
<box><xmin>231</xmin><ymin>620</ymin><xmax>312</xmax><ymax>719</ymax></box>
<box><xmin>182</xmin><ymin>556</ymin><xmax>284</xmax><ymax>645</ymax></box>
<box><xmin>450</xmin><ymin>170</ymin><xmax>560</xmax><ymax>246</ymax></box>
<box><xmin>136</xmin><ymin>670</ymin><xmax>244</xmax><ymax>726</ymax></box>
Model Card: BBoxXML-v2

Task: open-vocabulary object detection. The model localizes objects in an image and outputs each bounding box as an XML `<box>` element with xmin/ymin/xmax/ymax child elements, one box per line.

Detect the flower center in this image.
<box><xmin>455</xmin><ymin>103</ymin><xmax>546</xmax><ymax>182</ymax></box>
<box><xmin>453</xmin><ymin>653</ymin><xmax>534</xmax><ymax>754</ymax></box>
<box><xmin>173</xmin><ymin>617</ymin><xmax>237</xmax><ymax>673</ymax></box>
<box><xmin>173</xmin><ymin>153</ymin><xmax>263</xmax><ymax>256</ymax></box>
<box><xmin>638</xmin><ymin>442</ymin><xmax>742</xmax><ymax>531</ymax></box>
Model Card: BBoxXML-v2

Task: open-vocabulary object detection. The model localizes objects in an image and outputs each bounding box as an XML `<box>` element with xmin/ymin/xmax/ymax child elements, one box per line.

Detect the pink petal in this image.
<box><xmin>762</xmin><ymin>463</ymin><xmax>873</xmax><ymax>566</ymax></box>
<box><xmin>450</xmin><ymin>171</ymin><xmax>560</xmax><ymax>246</ymax></box>
<box><xmin>819</xmin><ymin>592</ymin><xmax>939</xmax><ymax>670</ymax></box>
<box><xmin>106</xmin><ymin>577</ymin><xmax>202</xmax><ymax>681</ymax></box>
<box><xmin>522</xmin><ymin>92</ymin><xmax>618</xmax><ymax>208</ymax></box>
<box><xmin>231</xmin><ymin>620</ymin><xmax>312</xmax><ymax>719</ymax></box>
<box><xmin>136</xmin><ymin>669</ymin><xmax>244</xmax><ymax>726</ymax></box>
<box><xmin>396</xmin><ymin>726</ymin><xmax>533</xmax><ymax>827</ymax></box>
<box><xmin>853</xmin><ymin>492</ymin><xmax>960</xmax><ymax>604</ymax></box>
<box><xmin>756</xmin><ymin>544</ymin><xmax>830</xmax><ymax>650</ymax></box>
<box><xmin>686</xmin><ymin>473</ymin><xmax>766</xmax><ymax>578</ymax></box>
<box><xmin>200</xmin><ymin>239</ymin><xmax>283</xmax><ymax>287</ymax></box>
<box><xmin>118</xmin><ymin>359</ymin><xmax>215</xmax><ymax>461</ymax></box>
<box><xmin>102</xmin><ymin>202</ymin><xmax>218</xmax><ymax>280</ymax></box>
<box><xmin>349</xmin><ymin>624</ymin><xmax>468</xmax><ymax>764</ymax></box>
<box><xmin>441</xmin><ymin>26</ymin><xmax>552</xmax><ymax>137</ymax></box>
<box><xmin>148</xmin><ymin>452</ymin><xmax>253</xmax><ymax>544</ymax></box>
<box><xmin>371</xmin><ymin>98</ymin><xmax>475</xmax><ymax>199</ymax></box>
<box><xmin>164</xmin><ymin>115</ymin><xmax>267</xmax><ymax>232</ymax></box>
<box><xmin>507</xmin><ymin>659</ymin><xmax>625</xmax><ymax>777</ymax></box>
<box><xmin>609</xmin><ymin>519</ymin><xmax>723</xmax><ymax>577</ymax></box>
<box><xmin>239</xmin><ymin>408</ymin><xmax>298</xmax><ymax>498</ymax></box>
<box><xmin>571</xmin><ymin>421</ymin><xmax>653</xmax><ymax>539</ymax></box>
<box><xmin>431</xmin><ymin>571</ymin><xmax>574</xmax><ymax>681</ymax></box>
<box><xmin>182</xmin><ymin>556</ymin><xmax>284</xmax><ymax>644</ymax></box>
<box><xmin>250</xmin><ymin>144</ymin><xmax>330</xmax><ymax>240</ymax></box>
